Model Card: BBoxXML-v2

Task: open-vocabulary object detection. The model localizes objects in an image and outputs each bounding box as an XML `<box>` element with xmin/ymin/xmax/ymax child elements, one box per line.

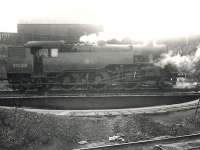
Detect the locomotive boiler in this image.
<box><xmin>6</xmin><ymin>41</ymin><xmax>178</xmax><ymax>91</ymax></box>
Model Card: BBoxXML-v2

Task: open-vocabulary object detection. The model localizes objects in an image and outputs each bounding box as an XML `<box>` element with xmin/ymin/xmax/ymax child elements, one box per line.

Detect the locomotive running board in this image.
<box><xmin>0</xmin><ymin>92</ymin><xmax>199</xmax><ymax>110</ymax></box>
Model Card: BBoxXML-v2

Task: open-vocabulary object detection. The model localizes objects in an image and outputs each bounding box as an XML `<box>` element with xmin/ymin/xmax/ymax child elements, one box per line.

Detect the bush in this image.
<box><xmin>0</xmin><ymin>108</ymin><xmax>81</xmax><ymax>150</ymax></box>
<box><xmin>112</xmin><ymin>114</ymin><xmax>169</xmax><ymax>141</ymax></box>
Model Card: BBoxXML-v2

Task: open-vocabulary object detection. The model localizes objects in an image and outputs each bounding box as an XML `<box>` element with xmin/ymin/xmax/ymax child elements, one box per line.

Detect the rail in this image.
<box><xmin>74</xmin><ymin>133</ymin><xmax>200</xmax><ymax>150</ymax></box>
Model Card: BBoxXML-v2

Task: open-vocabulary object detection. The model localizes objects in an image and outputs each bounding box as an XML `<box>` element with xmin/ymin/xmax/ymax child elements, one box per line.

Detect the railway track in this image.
<box><xmin>74</xmin><ymin>133</ymin><xmax>200</xmax><ymax>150</ymax></box>
<box><xmin>1</xmin><ymin>83</ymin><xmax>200</xmax><ymax>96</ymax></box>
<box><xmin>0</xmin><ymin>90</ymin><xmax>199</xmax><ymax>110</ymax></box>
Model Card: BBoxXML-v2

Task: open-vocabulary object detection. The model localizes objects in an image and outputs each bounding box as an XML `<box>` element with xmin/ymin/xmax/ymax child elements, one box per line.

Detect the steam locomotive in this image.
<box><xmin>6</xmin><ymin>41</ymin><xmax>179</xmax><ymax>91</ymax></box>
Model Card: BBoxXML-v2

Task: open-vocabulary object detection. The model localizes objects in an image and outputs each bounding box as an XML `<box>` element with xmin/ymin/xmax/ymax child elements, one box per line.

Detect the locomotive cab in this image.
<box><xmin>25</xmin><ymin>41</ymin><xmax>64</xmax><ymax>77</ymax></box>
<box><xmin>7</xmin><ymin>41</ymin><xmax>64</xmax><ymax>90</ymax></box>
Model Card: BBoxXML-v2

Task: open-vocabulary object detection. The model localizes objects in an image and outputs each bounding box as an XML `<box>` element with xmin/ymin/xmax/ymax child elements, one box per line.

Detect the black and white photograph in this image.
<box><xmin>0</xmin><ymin>0</ymin><xmax>200</xmax><ymax>149</ymax></box>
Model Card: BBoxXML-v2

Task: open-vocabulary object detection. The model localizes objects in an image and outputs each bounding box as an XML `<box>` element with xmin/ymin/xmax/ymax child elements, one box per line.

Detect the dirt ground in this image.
<box><xmin>0</xmin><ymin>105</ymin><xmax>200</xmax><ymax>150</ymax></box>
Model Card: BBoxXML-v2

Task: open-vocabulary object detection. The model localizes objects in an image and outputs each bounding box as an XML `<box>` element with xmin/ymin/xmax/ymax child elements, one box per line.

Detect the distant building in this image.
<box><xmin>17</xmin><ymin>23</ymin><xmax>103</xmax><ymax>41</ymax></box>
<box><xmin>0</xmin><ymin>22</ymin><xmax>103</xmax><ymax>45</ymax></box>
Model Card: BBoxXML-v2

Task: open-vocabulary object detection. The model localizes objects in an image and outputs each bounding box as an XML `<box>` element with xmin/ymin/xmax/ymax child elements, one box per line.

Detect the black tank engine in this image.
<box><xmin>7</xmin><ymin>41</ymin><xmax>179</xmax><ymax>91</ymax></box>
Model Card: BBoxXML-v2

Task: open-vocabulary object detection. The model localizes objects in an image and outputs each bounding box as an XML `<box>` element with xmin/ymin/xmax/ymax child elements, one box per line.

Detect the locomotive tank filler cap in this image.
<box><xmin>24</xmin><ymin>41</ymin><xmax>65</xmax><ymax>48</ymax></box>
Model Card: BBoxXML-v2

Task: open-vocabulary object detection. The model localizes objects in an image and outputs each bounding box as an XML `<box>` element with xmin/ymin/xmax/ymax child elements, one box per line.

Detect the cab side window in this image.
<box><xmin>38</xmin><ymin>48</ymin><xmax>59</xmax><ymax>58</ymax></box>
<box><xmin>50</xmin><ymin>48</ymin><xmax>58</xmax><ymax>57</ymax></box>
<box><xmin>39</xmin><ymin>48</ymin><xmax>49</xmax><ymax>57</ymax></box>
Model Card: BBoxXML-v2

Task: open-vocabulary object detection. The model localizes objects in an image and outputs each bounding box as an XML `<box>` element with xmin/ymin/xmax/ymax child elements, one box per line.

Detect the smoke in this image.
<box><xmin>173</xmin><ymin>77</ymin><xmax>197</xmax><ymax>89</ymax></box>
<box><xmin>80</xmin><ymin>33</ymin><xmax>116</xmax><ymax>44</ymax></box>
<box><xmin>80</xmin><ymin>34</ymin><xmax>100</xmax><ymax>44</ymax></box>
<box><xmin>155</xmin><ymin>47</ymin><xmax>200</xmax><ymax>73</ymax></box>
<box><xmin>155</xmin><ymin>47</ymin><xmax>200</xmax><ymax>89</ymax></box>
<box><xmin>80</xmin><ymin>33</ymin><xmax>136</xmax><ymax>44</ymax></box>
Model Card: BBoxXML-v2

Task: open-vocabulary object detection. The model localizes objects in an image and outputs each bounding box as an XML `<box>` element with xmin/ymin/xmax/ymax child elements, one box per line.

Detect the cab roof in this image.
<box><xmin>24</xmin><ymin>41</ymin><xmax>65</xmax><ymax>48</ymax></box>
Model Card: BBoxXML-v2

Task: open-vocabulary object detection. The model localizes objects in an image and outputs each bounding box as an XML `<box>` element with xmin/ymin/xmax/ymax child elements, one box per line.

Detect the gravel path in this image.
<box><xmin>0</xmin><ymin>99</ymin><xmax>199</xmax><ymax>116</ymax></box>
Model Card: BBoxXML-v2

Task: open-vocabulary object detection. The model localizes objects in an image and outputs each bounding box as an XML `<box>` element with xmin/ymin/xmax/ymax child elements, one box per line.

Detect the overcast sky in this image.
<box><xmin>1</xmin><ymin>0</ymin><xmax>200</xmax><ymax>40</ymax></box>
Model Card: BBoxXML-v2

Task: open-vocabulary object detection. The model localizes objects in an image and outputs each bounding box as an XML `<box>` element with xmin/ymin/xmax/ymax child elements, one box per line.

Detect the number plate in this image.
<box><xmin>13</xmin><ymin>64</ymin><xmax>28</xmax><ymax>68</ymax></box>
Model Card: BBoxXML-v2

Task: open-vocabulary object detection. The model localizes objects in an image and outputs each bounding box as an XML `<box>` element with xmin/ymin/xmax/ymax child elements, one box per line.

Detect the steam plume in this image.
<box><xmin>155</xmin><ymin>47</ymin><xmax>200</xmax><ymax>73</ymax></box>
<box><xmin>155</xmin><ymin>47</ymin><xmax>200</xmax><ymax>89</ymax></box>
